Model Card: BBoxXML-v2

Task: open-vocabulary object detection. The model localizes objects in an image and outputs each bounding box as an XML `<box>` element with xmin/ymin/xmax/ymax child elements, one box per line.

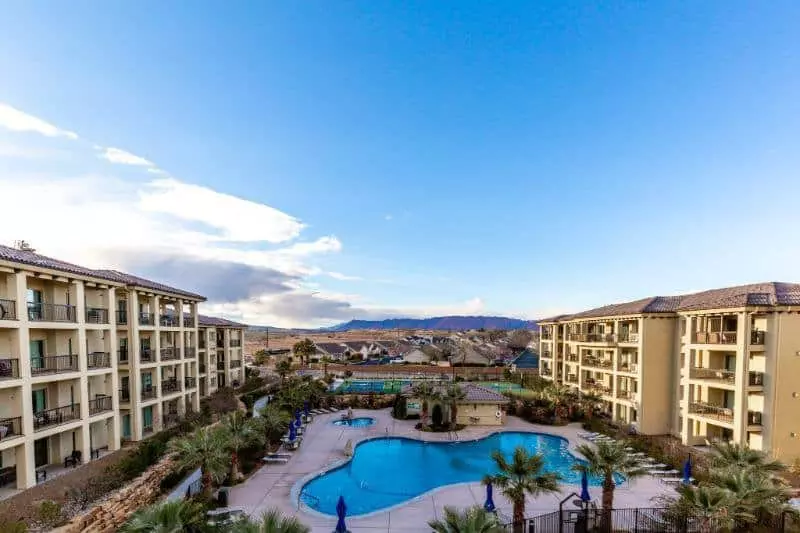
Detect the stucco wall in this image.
<box><xmin>639</xmin><ymin>317</ymin><xmax>676</xmax><ymax>434</ymax></box>
<box><xmin>457</xmin><ymin>403</ymin><xmax>504</xmax><ymax>426</ymax></box>
<box><xmin>768</xmin><ymin>313</ymin><xmax>800</xmax><ymax>461</ymax></box>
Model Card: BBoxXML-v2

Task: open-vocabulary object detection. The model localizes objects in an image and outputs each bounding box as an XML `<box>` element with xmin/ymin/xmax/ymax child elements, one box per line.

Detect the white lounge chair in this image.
<box><xmin>661</xmin><ymin>477</ymin><xmax>693</xmax><ymax>485</ymax></box>
<box><xmin>649</xmin><ymin>469</ymin><xmax>679</xmax><ymax>476</ymax></box>
<box><xmin>262</xmin><ymin>457</ymin><xmax>289</xmax><ymax>464</ymax></box>
<box><xmin>629</xmin><ymin>452</ymin><xmax>646</xmax><ymax>457</ymax></box>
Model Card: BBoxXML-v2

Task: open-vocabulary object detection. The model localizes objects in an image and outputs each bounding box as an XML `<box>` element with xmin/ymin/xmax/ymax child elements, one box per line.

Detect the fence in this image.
<box><xmin>507</xmin><ymin>507</ymin><xmax>794</xmax><ymax>533</ymax></box>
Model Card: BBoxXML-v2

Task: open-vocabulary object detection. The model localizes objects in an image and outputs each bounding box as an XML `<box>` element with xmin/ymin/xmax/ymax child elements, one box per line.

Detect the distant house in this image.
<box><xmin>314</xmin><ymin>342</ymin><xmax>349</xmax><ymax>362</ymax></box>
<box><xmin>376</xmin><ymin>340</ymin><xmax>412</xmax><ymax>357</ymax></box>
<box><xmin>449</xmin><ymin>344</ymin><xmax>494</xmax><ymax>367</ymax></box>
<box><xmin>511</xmin><ymin>349</ymin><xmax>539</xmax><ymax>372</ymax></box>
<box><xmin>402</xmin><ymin>348</ymin><xmax>430</xmax><ymax>364</ymax></box>
<box><xmin>342</xmin><ymin>341</ymin><xmax>383</xmax><ymax>360</ymax></box>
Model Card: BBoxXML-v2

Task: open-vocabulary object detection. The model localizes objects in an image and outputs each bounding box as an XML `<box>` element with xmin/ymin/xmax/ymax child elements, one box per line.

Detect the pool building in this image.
<box><xmin>400</xmin><ymin>382</ymin><xmax>509</xmax><ymax>426</ymax></box>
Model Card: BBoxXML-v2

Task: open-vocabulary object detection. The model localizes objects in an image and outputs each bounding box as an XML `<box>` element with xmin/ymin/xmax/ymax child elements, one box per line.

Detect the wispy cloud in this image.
<box><xmin>0</xmin><ymin>103</ymin><xmax>78</xmax><ymax>140</ymax></box>
<box><xmin>384</xmin><ymin>214</ymin><xmax>393</xmax><ymax>221</ymax></box>
<box><xmin>327</xmin><ymin>271</ymin><xmax>362</xmax><ymax>281</ymax></box>
<box><xmin>99</xmin><ymin>146</ymin><xmax>154</xmax><ymax>167</ymax></box>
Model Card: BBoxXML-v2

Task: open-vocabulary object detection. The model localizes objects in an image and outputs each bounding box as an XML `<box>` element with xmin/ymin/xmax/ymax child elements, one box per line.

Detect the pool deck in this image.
<box><xmin>228</xmin><ymin>409</ymin><xmax>676</xmax><ymax>532</ymax></box>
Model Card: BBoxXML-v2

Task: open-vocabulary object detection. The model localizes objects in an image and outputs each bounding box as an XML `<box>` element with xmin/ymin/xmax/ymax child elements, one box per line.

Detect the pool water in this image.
<box><xmin>335</xmin><ymin>380</ymin><xmax>410</xmax><ymax>394</ymax></box>
<box><xmin>299</xmin><ymin>432</ymin><xmax>621</xmax><ymax>516</ymax></box>
<box><xmin>333</xmin><ymin>417</ymin><xmax>375</xmax><ymax>428</ymax></box>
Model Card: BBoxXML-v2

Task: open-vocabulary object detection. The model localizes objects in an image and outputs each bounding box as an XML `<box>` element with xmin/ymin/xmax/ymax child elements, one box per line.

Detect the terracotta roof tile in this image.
<box><xmin>94</xmin><ymin>270</ymin><xmax>204</xmax><ymax>300</ymax></box>
<box><xmin>197</xmin><ymin>314</ymin><xmax>248</xmax><ymax>327</ymax></box>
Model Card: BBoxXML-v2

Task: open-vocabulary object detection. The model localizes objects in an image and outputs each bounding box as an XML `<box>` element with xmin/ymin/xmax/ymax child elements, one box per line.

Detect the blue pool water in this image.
<box><xmin>333</xmin><ymin>417</ymin><xmax>375</xmax><ymax>428</ymax></box>
<box><xmin>300</xmin><ymin>432</ymin><xmax>621</xmax><ymax>516</ymax></box>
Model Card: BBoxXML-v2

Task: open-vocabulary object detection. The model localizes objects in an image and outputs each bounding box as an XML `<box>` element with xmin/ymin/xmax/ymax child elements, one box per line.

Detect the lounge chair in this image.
<box><xmin>262</xmin><ymin>457</ymin><xmax>289</xmax><ymax>464</ymax></box>
<box><xmin>629</xmin><ymin>452</ymin><xmax>646</xmax><ymax>457</ymax></box>
<box><xmin>661</xmin><ymin>477</ymin><xmax>693</xmax><ymax>485</ymax></box>
<box><xmin>649</xmin><ymin>469</ymin><xmax>680</xmax><ymax>476</ymax></box>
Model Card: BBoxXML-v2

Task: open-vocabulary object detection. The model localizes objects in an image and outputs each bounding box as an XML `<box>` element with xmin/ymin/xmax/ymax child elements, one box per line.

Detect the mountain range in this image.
<box><xmin>249</xmin><ymin>316</ymin><xmax>536</xmax><ymax>333</ymax></box>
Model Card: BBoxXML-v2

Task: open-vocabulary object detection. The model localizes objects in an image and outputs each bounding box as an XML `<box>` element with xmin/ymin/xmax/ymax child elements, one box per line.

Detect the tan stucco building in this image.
<box><xmin>0</xmin><ymin>244</ymin><xmax>245</xmax><ymax>493</ymax></box>
<box><xmin>402</xmin><ymin>382</ymin><xmax>509</xmax><ymax>426</ymax></box>
<box><xmin>539</xmin><ymin>282</ymin><xmax>800</xmax><ymax>461</ymax></box>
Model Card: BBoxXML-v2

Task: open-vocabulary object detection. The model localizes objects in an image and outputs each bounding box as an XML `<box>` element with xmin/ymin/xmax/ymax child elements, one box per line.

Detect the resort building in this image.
<box><xmin>198</xmin><ymin>315</ymin><xmax>246</xmax><ymax>390</ymax></box>
<box><xmin>0</xmin><ymin>244</ymin><xmax>245</xmax><ymax>493</ymax></box>
<box><xmin>539</xmin><ymin>282</ymin><xmax>800</xmax><ymax>461</ymax></box>
<box><xmin>401</xmin><ymin>382</ymin><xmax>509</xmax><ymax>426</ymax></box>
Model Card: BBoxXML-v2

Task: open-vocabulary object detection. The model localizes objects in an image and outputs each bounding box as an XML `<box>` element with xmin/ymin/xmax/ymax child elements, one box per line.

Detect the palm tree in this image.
<box><xmin>222</xmin><ymin>411</ymin><xmax>265</xmax><ymax>482</ymax></box>
<box><xmin>228</xmin><ymin>508</ymin><xmax>310</xmax><ymax>533</ymax></box>
<box><xmin>275</xmin><ymin>359</ymin><xmax>292</xmax><ymax>383</ymax></box>
<box><xmin>483</xmin><ymin>446</ymin><xmax>561</xmax><ymax>533</ymax></box>
<box><xmin>578</xmin><ymin>391</ymin><xmax>602</xmax><ymax>419</ymax></box>
<box><xmin>443</xmin><ymin>384</ymin><xmax>466</xmax><ymax>429</ymax></box>
<box><xmin>709</xmin><ymin>442</ymin><xmax>786</xmax><ymax>474</ymax></box>
<box><xmin>255</xmin><ymin>404</ymin><xmax>291</xmax><ymax>445</ymax></box>
<box><xmin>709</xmin><ymin>469</ymin><xmax>795</xmax><ymax>527</ymax></box>
<box><xmin>292</xmin><ymin>338</ymin><xmax>316</xmax><ymax>367</ymax></box>
<box><xmin>170</xmin><ymin>426</ymin><xmax>230</xmax><ymax>500</ymax></box>
<box><xmin>573</xmin><ymin>440</ymin><xmax>646</xmax><ymax>523</ymax></box>
<box><xmin>670</xmin><ymin>484</ymin><xmax>735</xmax><ymax>533</ymax></box>
<box><xmin>120</xmin><ymin>500</ymin><xmax>209</xmax><ymax>533</ymax></box>
<box><xmin>428</xmin><ymin>506</ymin><xmax>505</xmax><ymax>533</ymax></box>
<box><xmin>411</xmin><ymin>382</ymin><xmax>440</xmax><ymax>428</ymax></box>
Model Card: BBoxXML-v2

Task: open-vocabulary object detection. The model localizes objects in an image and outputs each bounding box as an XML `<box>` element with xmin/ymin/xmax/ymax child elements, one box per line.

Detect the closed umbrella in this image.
<box><xmin>295</xmin><ymin>409</ymin><xmax>302</xmax><ymax>428</ymax></box>
<box><xmin>288</xmin><ymin>423</ymin><xmax>296</xmax><ymax>442</ymax></box>
<box><xmin>335</xmin><ymin>495</ymin><xmax>348</xmax><ymax>533</ymax></box>
<box><xmin>683</xmin><ymin>457</ymin><xmax>692</xmax><ymax>484</ymax></box>
<box><xmin>304</xmin><ymin>400</ymin><xmax>310</xmax><ymax>418</ymax></box>
<box><xmin>484</xmin><ymin>482</ymin><xmax>496</xmax><ymax>512</ymax></box>
<box><xmin>580</xmin><ymin>470</ymin><xmax>591</xmax><ymax>502</ymax></box>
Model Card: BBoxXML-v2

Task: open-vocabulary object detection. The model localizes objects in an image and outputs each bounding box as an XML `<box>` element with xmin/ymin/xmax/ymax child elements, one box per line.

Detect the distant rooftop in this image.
<box><xmin>401</xmin><ymin>382</ymin><xmax>508</xmax><ymax>404</ymax></box>
<box><xmin>198</xmin><ymin>314</ymin><xmax>248</xmax><ymax>328</ymax></box>
<box><xmin>94</xmin><ymin>269</ymin><xmax>204</xmax><ymax>300</ymax></box>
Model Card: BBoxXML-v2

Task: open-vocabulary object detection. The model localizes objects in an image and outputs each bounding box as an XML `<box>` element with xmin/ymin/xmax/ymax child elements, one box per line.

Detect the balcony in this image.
<box><xmin>688</xmin><ymin>402</ymin><xmax>734</xmax><ymax>424</ymax></box>
<box><xmin>0</xmin><ymin>416</ymin><xmax>22</xmax><ymax>442</ymax></box>
<box><xmin>161</xmin><ymin>379</ymin><xmax>181</xmax><ymax>395</ymax></box>
<box><xmin>565</xmin><ymin>374</ymin><xmax>578</xmax><ymax>384</ymax></box>
<box><xmin>541</xmin><ymin>331</ymin><xmax>552</xmax><ymax>340</ymax></box>
<box><xmin>0</xmin><ymin>358</ymin><xmax>20</xmax><ymax>379</ymax></box>
<box><xmin>230</xmin><ymin>359</ymin><xmax>242</xmax><ymax>369</ymax></box>
<box><xmin>86</xmin><ymin>307</ymin><xmax>109</xmax><ymax>324</ymax></box>
<box><xmin>118</xmin><ymin>348</ymin><xmax>129</xmax><ymax>365</ymax></box>
<box><xmin>28</xmin><ymin>302</ymin><xmax>76</xmax><ymax>322</ymax></box>
<box><xmin>693</xmin><ymin>331</ymin><xmax>737</xmax><ymax>345</ymax></box>
<box><xmin>689</xmin><ymin>367</ymin><xmax>736</xmax><ymax>384</ymax></box>
<box><xmin>582</xmin><ymin>357</ymin><xmax>613</xmax><ymax>369</ymax></box>
<box><xmin>199</xmin><ymin>363</ymin><xmax>206</xmax><ymax>374</ymax></box>
<box><xmin>87</xmin><ymin>352</ymin><xmax>111</xmax><ymax>369</ymax></box>
<box><xmin>164</xmin><ymin>413</ymin><xmax>181</xmax><ymax>428</ymax></box>
<box><xmin>566</xmin><ymin>354</ymin><xmax>579</xmax><ymax>362</ymax></box>
<box><xmin>88</xmin><ymin>396</ymin><xmax>113</xmax><ymax>416</ymax></box>
<box><xmin>748</xmin><ymin>371</ymin><xmax>764</xmax><ymax>387</ymax></box>
<box><xmin>139</xmin><ymin>313</ymin><xmax>155</xmax><ymax>326</ymax></box>
<box><xmin>160</xmin><ymin>347</ymin><xmax>179</xmax><ymax>361</ymax></box>
<box><xmin>119</xmin><ymin>388</ymin><xmax>131</xmax><ymax>402</ymax></box>
<box><xmin>747</xmin><ymin>410</ymin><xmax>763</xmax><ymax>427</ymax></box>
<box><xmin>141</xmin><ymin>386</ymin><xmax>157</xmax><ymax>401</ymax></box>
<box><xmin>160</xmin><ymin>314</ymin><xmax>180</xmax><ymax>328</ymax></box>
<box><xmin>586</xmin><ymin>382</ymin><xmax>613</xmax><ymax>395</ymax></box>
<box><xmin>616</xmin><ymin>389</ymin><xmax>634</xmax><ymax>400</ymax></box>
<box><xmin>116</xmin><ymin>310</ymin><xmax>128</xmax><ymax>325</ymax></box>
<box><xmin>183</xmin><ymin>316</ymin><xmax>195</xmax><ymax>328</ymax></box>
<box><xmin>30</xmin><ymin>355</ymin><xmax>78</xmax><ymax>375</ymax></box>
<box><xmin>184</xmin><ymin>347</ymin><xmax>196</xmax><ymax>358</ymax></box>
<box><xmin>0</xmin><ymin>298</ymin><xmax>17</xmax><ymax>320</ymax></box>
<box><xmin>199</xmin><ymin>339</ymin><xmax>207</xmax><ymax>349</ymax></box>
<box><xmin>540</xmin><ymin>351</ymin><xmax>552</xmax><ymax>359</ymax></box>
<box><xmin>217</xmin><ymin>361</ymin><xmax>225</xmax><ymax>371</ymax></box>
<box><xmin>184</xmin><ymin>376</ymin><xmax>197</xmax><ymax>389</ymax></box>
<box><xmin>618</xmin><ymin>333</ymin><xmax>639</xmax><ymax>343</ymax></box>
<box><xmin>230</xmin><ymin>339</ymin><xmax>242</xmax><ymax>348</ymax></box>
<box><xmin>541</xmin><ymin>368</ymin><xmax>552</xmax><ymax>377</ymax></box>
<box><xmin>617</xmin><ymin>361</ymin><xmax>638</xmax><ymax>373</ymax></box>
<box><xmin>750</xmin><ymin>330</ymin><xmax>766</xmax><ymax>345</ymax></box>
<box><xmin>140</xmin><ymin>348</ymin><xmax>155</xmax><ymax>363</ymax></box>
<box><xmin>33</xmin><ymin>404</ymin><xmax>81</xmax><ymax>431</ymax></box>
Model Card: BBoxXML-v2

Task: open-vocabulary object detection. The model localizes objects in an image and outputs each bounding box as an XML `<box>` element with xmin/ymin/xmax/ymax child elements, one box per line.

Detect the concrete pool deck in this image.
<box><xmin>228</xmin><ymin>409</ymin><xmax>676</xmax><ymax>532</ymax></box>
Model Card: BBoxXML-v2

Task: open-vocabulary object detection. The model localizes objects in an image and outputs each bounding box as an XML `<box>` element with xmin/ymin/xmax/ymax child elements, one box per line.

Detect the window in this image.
<box><xmin>142</xmin><ymin>373</ymin><xmax>153</xmax><ymax>389</ymax></box>
<box><xmin>142</xmin><ymin>406</ymin><xmax>153</xmax><ymax>428</ymax></box>
<box><xmin>30</xmin><ymin>340</ymin><xmax>44</xmax><ymax>370</ymax></box>
<box><xmin>31</xmin><ymin>389</ymin><xmax>46</xmax><ymax>413</ymax></box>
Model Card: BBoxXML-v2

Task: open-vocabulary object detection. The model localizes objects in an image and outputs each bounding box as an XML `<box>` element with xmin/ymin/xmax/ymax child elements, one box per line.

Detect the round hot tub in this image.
<box><xmin>333</xmin><ymin>417</ymin><xmax>375</xmax><ymax>428</ymax></box>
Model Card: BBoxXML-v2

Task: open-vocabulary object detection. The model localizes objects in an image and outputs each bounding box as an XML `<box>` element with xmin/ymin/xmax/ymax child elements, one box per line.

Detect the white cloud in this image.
<box><xmin>0</xmin><ymin>103</ymin><xmax>78</xmax><ymax>140</ymax></box>
<box><xmin>384</xmin><ymin>214</ymin><xmax>393</xmax><ymax>221</ymax></box>
<box><xmin>99</xmin><ymin>147</ymin><xmax>154</xmax><ymax>167</ymax></box>
<box><xmin>0</xmin><ymin>142</ymin><xmax>67</xmax><ymax>159</ymax></box>
<box><xmin>327</xmin><ymin>271</ymin><xmax>362</xmax><ymax>281</ymax></box>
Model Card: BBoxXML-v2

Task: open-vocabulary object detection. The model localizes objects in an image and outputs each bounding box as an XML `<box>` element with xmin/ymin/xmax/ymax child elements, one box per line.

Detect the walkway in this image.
<box><xmin>228</xmin><ymin>410</ymin><xmax>675</xmax><ymax>532</ymax></box>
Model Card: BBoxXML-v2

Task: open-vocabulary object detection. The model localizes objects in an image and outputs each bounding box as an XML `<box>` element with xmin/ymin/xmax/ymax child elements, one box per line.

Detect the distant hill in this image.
<box><xmin>325</xmin><ymin>316</ymin><xmax>536</xmax><ymax>332</ymax></box>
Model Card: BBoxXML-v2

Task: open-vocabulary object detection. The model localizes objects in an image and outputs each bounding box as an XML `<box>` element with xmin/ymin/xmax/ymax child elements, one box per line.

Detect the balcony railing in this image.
<box><xmin>199</xmin><ymin>363</ymin><xmax>207</xmax><ymax>374</ymax></box>
<box><xmin>160</xmin><ymin>347</ymin><xmax>179</xmax><ymax>361</ymax></box>
<box><xmin>616</xmin><ymin>389</ymin><xmax>634</xmax><ymax>400</ymax></box>
<box><xmin>747</xmin><ymin>410</ymin><xmax>763</xmax><ymax>426</ymax></box>
<box><xmin>748</xmin><ymin>371</ymin><xmax>764</xmax><ymax>386</ymax></box>
<box><xmin>0</xmin><ymin>358</ymin><xmax>19</xmax><ymax>379</ymax></box>
<box><xmin>87</xmin><ymin>352</ymin><xmax>111</xmax><ymax>369</ymax></box>
<box><xmin>618</xmin><ymin>332</ymin><xmax>639</xmax><ymax>343</ymax></box>
<box><xmin>184</xmin><ymin>376</ymin><xmax>197</xmax><ymax>389</ymax></box>
<box><xmin>582</xmin><ymin>357</ymin><xmax>613</xmax><ymax>369</ymax></box>
<box><xmin>140</xmin><ymin>348</ymin><xmax>155</xmax><ymax>363</ymax></box>
<box><xmin>161</xmin><ymin>379</ymin><xmax>181</xmax><ymax>394</ymax></box>
<box><xmin>141</xmin><ymin>386</ymin><xmax>157</xmax><ymax>401</ymax></box>
<box><xmin>88</xmin><ymin>396</ymin><xmax>113</xmax><ymax>416</ymax></box>
<box><xmin>118</xmin><ymin>348</ymin><xmax>129</xmax><ymax>364</ymax></box>
<box><xmin>139</xmin><ymin>313</ymin><xmax>155</xmax><ymax>326</ymax></box>
<box><xmin>693</xmin><ymin>331</ymin><xmax>737</xmax><ymax>345</ymax></box>
<box><xmin>183</xmin><ymin>316</ymin><xmax>195</xmax><ymax>328</ymax></box>
<box><xmin>750</xmin><ymin>330</ymin><xmax>766</xmax><ymax>345</ymax></box>
<box><xmin>30</xmin><ymin>355</ymin><xmax>78</xmax><ymax>375</ymax></box>
<box><xmin>217</xmin><ymin>361</ymin><xmax>225</xmax><ymax>371</ymax></box>
<box><xmin>116</xmin><ymin>310</ymin><xmax>128</xmax><ymax>325</ymax></box>
<box><xmin>230</xmin><ymin>339</ymin><xmax>242</xmax><ymax>348</ymax></box>
<box><xmin>86</xmin><ymin>307</ymin><xmax>109</xmax><ymax>324</ymax></box>
<box><xmin>566</xmin><ymin>354</ymin><xmax>579</xmax><ymax>362</ymax></box>
<box><xmin>541</xmin><ymin>331</ymin><xmax>552</xmax><ymax>340</ymax></box>
<box><xmin>28</xmin><ymin>302</ymin><xmax>76</xmax><ymax>322</ymax></box>
<box><xmin>0</xmin><ymin>416</ymin><xmax>22</xmax><ymax>441</ymax></box>
<box><xmin>184</xmin><ymin>347</ymin><xmax>196</xmax><ymax>358</ymax></box>
<box><xmin>230</xmin><ymin>359</ymin><xmax>242</xmax><ymax>368</ymax></box>
<box><xmin>688</xmin><ymin>402</ymin><xmax>734</xmax><ymax>424</ymax></box>
<box><xmin>160</xmin><ymin>314</ymin><xmax>180</xmax><ymax>327</ymax></box>
<box><xmin>689</xmin><ymin>367</ymin><xmax>736</xmax><ymax>384</ymax></box>
<box><xmin>33</xmin><ymin>404</ymin><xmax>81</xmax><ymax>431</ymax></box>
<box><xmin>199</xmin><ymin>340</ymin><xmax>207</xmax><ymax>349</ymax></box>
<box><xmin>541</xmin><ymin>368</ymin><xmax>552</xmax><ymax>376</ymax></box>
<box><xmin>0</xmin><ymin>298</ymin><xmax>17</xmax><ymax>320</ymax></box>
<box><xmin>164</xmin><ymin>413</ymin><xmax>181</xmax><ymax>428</ymax></box>
<box><xmin>119</xmin><ymin>388</ymin><xmax>131</xmax><ymax>402</ymax></box>
<box><xmin>541</xmin><ymin>351</ymin><xmax>552</xmax><ymax>359</ymax></box>
<box><xmin>565</xmin><ymin>375</ymin><xmax>578</xmax><ymax>384</ymax></box>
<box><xmin>617</xmin><ymin>361</ymin><xmax>638</xmax><ymax>372</ymax></box>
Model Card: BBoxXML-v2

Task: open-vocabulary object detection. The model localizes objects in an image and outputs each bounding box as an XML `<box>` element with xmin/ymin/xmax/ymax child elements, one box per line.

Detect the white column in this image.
<box><xmin>733</xmin><ymin>312</ymin><xmax>748</xmax><ymax>444</ymax></box>
<box><xmin>73</xmin><ymin>281</ymin><xmax>91</xmax><ymax>462</ymax></box>
<box><xmin>106</xmin><ymin>287</ymin><xmax>121</xmax><ymax>451</ymax></box>
<box><xmin>129</xmin><ymin>291</ymin><xmax>143</xmax><ymax>441</ymax></box>
<box><xmin>13</xmin><ymin>272</ymin><xmax>36</xmax><ymax>488</ymax></box>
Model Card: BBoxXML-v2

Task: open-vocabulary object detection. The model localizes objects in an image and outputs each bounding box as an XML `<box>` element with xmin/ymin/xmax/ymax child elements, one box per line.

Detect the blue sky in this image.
<box><xmin>1</xmin><ymin>2</ymin><xmax>800</xmax><ymax>327</ymax></box>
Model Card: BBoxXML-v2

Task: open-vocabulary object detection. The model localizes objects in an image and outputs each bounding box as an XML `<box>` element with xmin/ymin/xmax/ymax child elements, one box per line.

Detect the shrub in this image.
<box><xmin>431</xmin><ymin>404</ymin><xmax>444</xmax><ymax>427</ymax></box>
<box><xmin>34</xmin><ymin>500</ymin><xmax>64</xmax><ymax>529</ymax></box>
<box><xmin>0</xmin><ymin>519</ymin><xmax>27</xmax><ymax>533</ymax></box>
<box><xmin>392</xmin><ymin>395</ymin><xmax>408</xmax><ymax>419</ymax></box>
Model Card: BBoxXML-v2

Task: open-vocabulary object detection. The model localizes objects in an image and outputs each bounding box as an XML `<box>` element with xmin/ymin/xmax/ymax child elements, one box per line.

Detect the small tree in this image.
<box><xmin>507</xmin><ymin>329</ymin><xmax>533</xmax><ymax>351</ymax></box>
<box><xmin>170</xmin><ymin>427</ymin><xmax>229</xmax><ymax>500</ymax></box>
<box><xmin>292</xmin><ymin>338</ymin><xmax>316</xmax><ymax>367</ymax></box>
<box><xmin>442</xmin><ymin>384</ymin><xmax>466</xmax><ymax>429</ymax></box>
<box><xmin>221</xmin><ymin>411</ymin><xmax>265</xmax><ymax>482</ymax></box>
<box><xmin>120</xmin><ymin>500</ymin><xmax>208</xmax><ymax>533</ymax></box>
<box><xmin>254</xmin><ymin>349</ymin><xmax>270</xmax><ymax>366</ymax></box>
<box><xmin>411</xmin><ymin>382</ymin><xmax>440</xmax><ymax>428</ymax></box>
<box><xmin>275</xmin><ymin>359</ymin><xmax>292</xmax><ymax>383</ymax></box>
<box><xmin>255</xmin><ymin>404</ymin><xmax>291</xmax><ymax>445</ymax></box>
<box><xmin>428</xmin><ymin>506</ymin><xmax>504</xmax><ymax>533</ymax></box>
<box><xmin>229</xmin><ymin>508</ymin><xmax>310</xmax><ymax>533</ymax></box>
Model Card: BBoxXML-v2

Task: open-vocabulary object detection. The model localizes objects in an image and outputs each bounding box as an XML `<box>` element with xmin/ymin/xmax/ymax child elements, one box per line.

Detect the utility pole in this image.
<box><xmin>265</xmin><ymin>327</ymin><xmax>269</xmax><ymax>350</ymax></box>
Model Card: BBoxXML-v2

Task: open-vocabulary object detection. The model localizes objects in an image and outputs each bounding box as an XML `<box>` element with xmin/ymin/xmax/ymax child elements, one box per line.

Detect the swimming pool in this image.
<box><xmin>299</xmin><ymin>432</ymin><xmax>621</xmax><ymax>516</ymax></box>
<box><xmin>333</xmin><ymin>417</ymin><xmax>375</xmax><ymax>428</ymax></box>
<box><xmin>335</xmin><ymin>379</ymin><xmax>410</xmax><ymax>394</ymax></box>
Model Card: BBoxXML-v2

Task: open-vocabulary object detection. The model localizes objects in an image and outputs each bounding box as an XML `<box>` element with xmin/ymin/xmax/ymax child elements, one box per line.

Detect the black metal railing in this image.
<box><xmin>161</xmin><ymin>379</ymin><xmax>181</xmax><ymax>394</ymax></box>
<box><xmin>618</xmin><ymin>332</ymin><xmax>639</xmax><ymax>343</ymax></box>
<box><xmin>751</xmin><ymin>330</ymin><xmax>766</xmax><ymax>345</ymax></box>
<box><xmin>0</xmin><ymin>358</ymin><xmax>19</xmax><ymax>379</ymax></box>
<box><xmin>184</xmin><ymin>347</ymin><xmax>196</xmax><ymax>358</ymax></box>
<box><xmin>140</xmin><ymin>348</ymin><xmax>154</xmax><ymax>363</ymax></box>
<box><xmin>230</xmin><ymin>359</ymin><xmax>242</xmax><ymax>368</ymax></box>
<box><xmin>88</xmin><ymin>396</ymin><xmax>113</xmax><ymax>415</ymax></box>
<box><xmin>230</xmin><ymin>339</ymin><xmax>242</xmax><ymax>348</ymax></box>
<box><xmin>540</xmin><ymin>351</ymin><xmax>552</xmax><ymax>359</ymax></box>
<box><xmin>183</xmin><ymin>316</ymin><xmax>195</xmax><ymax>328</ymax></box>
<box><xmin>87</xmin><ymin>352</ymin><xmax>111</xmax><ymax>369</ymax></box>
<box><xmin>161</xmin><ymin>347</ymin><xmax>179</xmax><ymax>361</ymax></box>
<box><xmin>86</xmin><ymin>307</ymin><xmax>109</xmax><ymax>324</ymax></box>
<box><xmin>689</xmin><ymin>402</ymin><xmax>734</xmax><ymax>423</ymax></box>
<box><xmin>566</xmin><ymin>354</ymin><xmax>579</xmax><ymax>362</ymax></box>
<box><xmin>116</xmin><ymin>309</ymin><xmax>128</xmax><ymax>325</ymax></box>
<box><xmin>693</xmin><ymin>330</ymin><xmax>737</xmax><ymax>344</ymax></box>
<box><xmin>748</xmin><ymin>410</ymin><xmax>763</xmax><ymax>426</ymax></box>
<box><xmin>119</xmin><ymin>388</ymin><xmax>131</xmax><ymax>402</ymax></box>
<box><xmin>217</xmin><ymin>361</ymin><xmax>225</xmax><ymax>370</ymax></box>
<box><xmin>118</xmin><ymin>347</ymin><xmax>129</xmax><ymax>364</ymax></box>
<box><xmin>164</xmin><ymin>413</ymin><xmax>181</xmax><ymax>427</ymax></box>
<box><xmin>141</xmin><ymin>386</ymin><xmax>157</xmax><ymax>400</ymax></box>
<box><xmin>749</xmin><ymin>371</ymin><xmax>764</xmax><ymax>386</ymax></box>
<box><xmin>33</xmin><ymin>404</ymin><xmax>81</xmax><ymax>431</ymax></box>
<box><xmin>139</xmin><ymin>312</ymin><xmax>155</xmax><ymax>326</ymax></box>
<box><xmin>184</xmin><ymin>376</ymin><xmax>197</xmax><ymax>389</ymax></box>
<box><xmin>199</xmin><ymin>363</ymin><xmax>206</xmax><ymax>374</ymax></box>
<box><xmin>689</xmin><ymin>367</ymin><xmax>736</xmax><ymax>383</ymax></box>
<box><xmin>199</xmin><ymin>339</ymin><xmax>207</xmax><ymax>349</ymax></box>
<box><xmin>160</xmin><ymin>314</ymin><xmax>180</xmax><ymax>327</ymax></box>
<box><xmin>0</xmin><ymin>298</ymin><xmax>17</xmax><ymax>320</ymax></box>
<box><xmin>541</xmin><ymin>368</ymin><xmax>552</xmax><ymax>376</ymax></box>
<box><xmin>541</xmin><ymin>330</ymin><xmax>553</xmax><ymax>340</ymax></box>
<box><xmin>30</xmin><ymin>355</ymin><xmax>78</xmax><ymax>375</ymax></box>
<box><xmin>28</xmin><ymin>302</ymin><xmax>76</xmax><ymax>322</ymax></box>
<box><xmin>0</xmin><ymin>416</ymin><xmax>22</xmax><ymax>441</ymax></box>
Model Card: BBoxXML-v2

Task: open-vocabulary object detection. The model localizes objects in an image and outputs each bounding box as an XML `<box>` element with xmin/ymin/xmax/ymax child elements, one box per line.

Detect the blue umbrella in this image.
<box><xmin>683</xmin><ymin>457</ymin><xmax>692</xmax><ymax>484</ymax></box>
<box><xmin>288</xmin><ymin>423</ymin><xmax>296</xmax><ymax>442</ymax></box>
<box><xmin>483</xmin><ymin>482</ymin><xmax>496</xmax><ymax>512</ymax></box>
<box><xmin>580</xmin><ymin>470</ymin><xmax>591</xmax><ymax>502</ymax></box>
<box><xmin>335</xmin><ymin>495</ymin><xmax>348</xmax><ymax>533</ymax></box>
<box><xmin>294</xmin><ymin>409</ymin><xmax>302</xmax><ymax>428</ymax></box>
